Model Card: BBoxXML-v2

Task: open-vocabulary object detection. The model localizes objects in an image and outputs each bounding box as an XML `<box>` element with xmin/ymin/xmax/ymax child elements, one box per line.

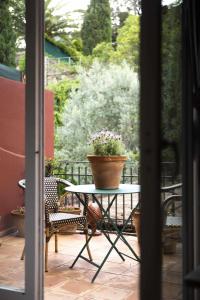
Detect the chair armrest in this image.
<box><xmin>162</xmin><ymin>194</ymin><xmax>182</xmax><ymax>210</ymax></box>
<box><xmin>162</xmin><ymin>194</ymin><xmax>182</xmax><ymax>227</ymax></box>
<box><xmin>161</xmin><ymin>183</ymin><xmax>182</xmax><ymax>192</ymax></box>
<box><xmin>56</xmin><ymin>178</ymin><xmax>74</xmax><ymax>187</ymax></box>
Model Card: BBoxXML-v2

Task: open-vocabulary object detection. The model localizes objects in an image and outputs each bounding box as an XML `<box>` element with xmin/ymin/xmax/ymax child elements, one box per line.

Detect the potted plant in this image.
<box><xmin>87</xmin><ymin>130</ymin><xmax>127</xmax><ymax>189</ymax></box>
<box><xmin>45</xmin><ymin>157</ymin><xmax>58</xmax><ymax>177</ymax></box>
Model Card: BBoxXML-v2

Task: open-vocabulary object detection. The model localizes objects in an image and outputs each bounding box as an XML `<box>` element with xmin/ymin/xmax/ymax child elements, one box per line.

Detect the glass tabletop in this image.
<box><xmin>65</xmin><ymin>184</ymin><xmax>140</xmax><ymax>195</ymax></box>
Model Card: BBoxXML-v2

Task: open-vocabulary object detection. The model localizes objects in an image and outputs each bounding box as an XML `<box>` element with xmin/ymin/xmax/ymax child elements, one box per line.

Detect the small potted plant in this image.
<box><xmin>87</xmin><ymin>130</ymin><xmax>127</xmax><ymax>189</ymax></box>
<box><xmin>45</xmin><ymin>157</ymin><xmax>58</xmax><ymax>177</ymax></box>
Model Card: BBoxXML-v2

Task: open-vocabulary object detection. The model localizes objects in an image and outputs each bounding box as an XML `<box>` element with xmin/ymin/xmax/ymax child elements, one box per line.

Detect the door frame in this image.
<box><xmin>140</xmin><ymin>1</ymin><xmax>162</xmax><ymax>300</ymax></box>
<box><xmin>0</xmin><ymin>0</ymin><xmax>44</xmax><ymax>299</ymax></box>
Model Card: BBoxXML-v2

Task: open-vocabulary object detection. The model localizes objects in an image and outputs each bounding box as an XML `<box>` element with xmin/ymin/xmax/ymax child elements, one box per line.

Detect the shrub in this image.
<box><xmin>48</xmin><ymin>79</ymin><xmax>79</xmax><ymax>127</ymax></box>
<box><xmin>56</xmin><ymin>61</ymin><xmax>139</xmax><ymax>161</ymax></box>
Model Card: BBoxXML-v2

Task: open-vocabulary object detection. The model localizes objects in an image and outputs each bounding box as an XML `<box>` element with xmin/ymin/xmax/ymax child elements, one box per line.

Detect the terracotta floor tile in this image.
<box><xmin>162</xmin><ymin>282</ymin><xmax>182</xmax><ymax>299</ymax></box>
<box><xmin>45</xmin><ymin>273</ymin><xmax>68</xmax><ymax>288</ymax></box>
<box><xmin>162</xmin><ymin>270</ymin><xmax>182</xmax><ymax>285</ymax></box>
<box><xmin>0</xmin><ymin>234</ymin><xmax>182</xmax><ymax>300</ymax></box>
<box><xmin>45</xmin><ymin>290</ymin><xmax>78</xmax><ymax>300</ymax></box>
<box><xmin>104</xmin><ymin>274</ymin><xmax>139</xmax><ymax>291</ymax></box>
<box><xmin>76</xmin><ymin>285</ymin><xmax>133</xmax><ymax>300</ymax></box>
<box><xmin>59</xmin><ymin>278</ymin><xmax>99</xmax><ymax>295</ymax></box>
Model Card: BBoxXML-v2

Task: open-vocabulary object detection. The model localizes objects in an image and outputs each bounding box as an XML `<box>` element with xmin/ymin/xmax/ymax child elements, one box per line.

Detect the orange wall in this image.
<box><xmin>0</xmin><ymin>77</ymin><xmax>54</xmax><ymax>232</ymax></box>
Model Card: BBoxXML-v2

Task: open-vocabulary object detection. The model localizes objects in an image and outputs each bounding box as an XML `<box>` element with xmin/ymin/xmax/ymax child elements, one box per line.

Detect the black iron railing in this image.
<box><xmin>53</xmin><ymin>161</ymin><xmax>180</xmax><ymax>233</ymax></box>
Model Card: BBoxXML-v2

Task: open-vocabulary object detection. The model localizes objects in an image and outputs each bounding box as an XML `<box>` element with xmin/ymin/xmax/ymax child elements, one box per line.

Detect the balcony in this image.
<box><xmin>0</xmin><ymin>160</ymin><xmax>182</xmax><ymax>299</ymax></box>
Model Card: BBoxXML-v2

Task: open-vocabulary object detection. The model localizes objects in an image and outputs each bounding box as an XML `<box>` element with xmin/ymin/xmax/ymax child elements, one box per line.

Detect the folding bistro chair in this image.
<box><xmin>19</xmin><ymin>177</ymin><xmax>92</xmax><ymax>272</ymax></box>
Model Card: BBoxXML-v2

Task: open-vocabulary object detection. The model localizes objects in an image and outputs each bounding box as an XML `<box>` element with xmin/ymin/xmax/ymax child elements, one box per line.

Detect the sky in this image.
<box><xmin>51</xmin><ymin>0</ymin><xmax>90</xmax><ymax>12</ymax></box>
<box><xmin>52</xmin><ymin>0</ymin><xmax>176</xmax><ymax>14</ymax></box>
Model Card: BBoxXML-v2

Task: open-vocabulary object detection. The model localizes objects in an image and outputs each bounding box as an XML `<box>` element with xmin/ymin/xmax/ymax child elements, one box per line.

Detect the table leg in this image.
<box><xmin>70</xmin><ymin>232</ymin><xmax>93</xmax><ymax>268</ymax></box>
<box><xmin>103</xmin><ymin>231</ymin><xmax>125</xmax><ymax>261</ymax></box>
<box><xmin>91</xmin><ymin>228</ymin><xmax>129</xmax><ymax>282</ymax></box>
<box><xmin>94</xmin><ymin>195</ymin><xmax>141</xmax><ymax>262</ymax></box>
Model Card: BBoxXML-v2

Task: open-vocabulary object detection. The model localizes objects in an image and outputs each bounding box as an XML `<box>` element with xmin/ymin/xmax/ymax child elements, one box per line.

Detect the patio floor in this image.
<box><xmin>0</xmin><ymin>232</ymin><xmax>182</xmax><ymax>299</ymax></box>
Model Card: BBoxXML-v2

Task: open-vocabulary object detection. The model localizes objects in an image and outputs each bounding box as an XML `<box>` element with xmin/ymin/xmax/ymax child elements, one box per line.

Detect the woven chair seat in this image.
<box><xmin>49</xmin><ymin>212</ymin><xmax>86</xmax><ymax>226</ymax></box>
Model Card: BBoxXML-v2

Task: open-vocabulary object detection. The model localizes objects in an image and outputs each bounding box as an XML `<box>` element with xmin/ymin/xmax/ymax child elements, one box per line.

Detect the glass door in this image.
<box><xmin>161</xmin><ymin>1</ymin><xmax>182</xmax><ymax>299</ymax></box>
<box><xmin>0</xmin><ymin>0</ymin><xmax>44</xmax><ymax>299</ymax></box>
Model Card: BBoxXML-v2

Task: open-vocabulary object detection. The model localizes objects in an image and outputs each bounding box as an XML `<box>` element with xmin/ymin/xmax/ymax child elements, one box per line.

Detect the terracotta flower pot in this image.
<box><xmin>87</xmin><ymin>155</ymin><xmax>127</xmax><ymax>189</ymax></box>
<box><xmin>132</xmin><ymin>210</ymin><xmax>141</xmax><ymax>245</ymax></box>
<box><xmin>11</xmin><ymin>210</ymin><xmax>25</xmax><ymax>237</ymax></box>
<box><xmin>87</xmin><ymin>202</ymin><xmax>102</xmax><ymax>234</ymax></box>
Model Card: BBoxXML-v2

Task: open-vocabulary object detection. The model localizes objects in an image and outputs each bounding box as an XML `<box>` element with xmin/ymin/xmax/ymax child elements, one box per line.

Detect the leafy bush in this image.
<box><xmin>48</xmin><ymin>79</ymin><xmax>79</xmax><ymax>127</ymax></box>
<box><xmin>89</xmin><ymin>15</ymin><xmax>140</xmax><ymax>70</ymax></box>
<box><xmin>56</xmin><ymin>61</ymin><xmax>139</xmax><ymax>161</ymax></box>
<box><xmin>18</xmin><ymin>54</ymin><xmax>25</xmax><ymax>72</ymax></box>
<box><xmin>116</xmin><ymin>15</ymin><xmax>140</xmax><ymax>69</ymax></box>
<box><xmin>92</xmin><ymin>42</ymin><xmax>115</xmax><ymax>63</ymax></box>
<box><xmin>72</xmin><ymin>38</ymin><xmax>83</xmax><ymax>52</ymax></box>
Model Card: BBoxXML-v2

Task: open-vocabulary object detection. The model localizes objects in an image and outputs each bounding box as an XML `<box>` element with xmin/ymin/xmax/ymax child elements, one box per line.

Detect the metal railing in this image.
<box><xmin>52</xmin><ymin>161</ymin><xmax>180</xmax><ymax>233</ymax></box>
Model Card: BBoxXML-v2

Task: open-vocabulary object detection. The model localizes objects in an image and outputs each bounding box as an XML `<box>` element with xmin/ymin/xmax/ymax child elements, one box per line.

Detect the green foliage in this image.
<box><xmin>88</xmin><ymin>130</ymin><xmax>125</xmax><ymax>156</ymax></box>
<box><xmin>92</xmin><ymin>42</ymin><xmax>115</xmax><ymax>63</ymax></box>
<box><xmin>45</xmin><ymin>0</ymin><xmax>77</xmax><ymax>40</ymax></box>
<box><xmin>81</xmin><ymin>0</ymin><xmax>112</xmax><ymax>55</ymax></box>
<box><xmin>116</xmin><ymin>14</ymin><xmax>140</xmax><ymax>69</ymax></box>
<box><xmin>48</xmin><ymin>79</ymin><xmax>79</xmax><ymax>127</ymax></box>
<box><xmin>90</xmin><ymin>14</ymin><xmax>140</xmax><ymax>69</ymax></box>
<box><xmin>18</xmin><ymin>54</ymin><xmax>25</xmax><ymax>72</ymax></box>
<box><xmin>0</xmin><ymin>0</ymin><xmax>16</xmax><ymax>66</ymax></box>
<box><xmin>72</xmin><ymin>39</ymin><xmax>83</xmax><ymax>52</ymax></box>
<box><xmin>45</xmin><ymin>157</ymin><xmax>58</xmax><ymax>176</ymax></box>
<box><xmin>161</xmin><ymin>4</ymin><xmax>181</xmax><ymax>161</ymax></box>
<box><xmin>56</xmin><ymin>61</ymin><xmax>139</xmax><ymax>160</ymax></box>
<box><xmin>9</xmin><ymin>0</ymin><xmax>25</xmax><ymax>43</ymax></box>
<box><xmin>9</xmin><ymin>0</ymin><xmax>77</xmax><ymax>46</ymax></box>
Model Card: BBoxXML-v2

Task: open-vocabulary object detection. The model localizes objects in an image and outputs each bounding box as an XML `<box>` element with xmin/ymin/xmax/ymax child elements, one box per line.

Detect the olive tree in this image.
<box><xmin>56</xmin><ymin>61</ymin><xmax>139</xmax><ymax>161</ymax></box>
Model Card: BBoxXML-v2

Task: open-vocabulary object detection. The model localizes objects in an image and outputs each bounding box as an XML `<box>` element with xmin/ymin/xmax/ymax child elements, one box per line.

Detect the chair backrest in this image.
<box><xmin>18</xmin><ymin>178</ymin><xmax>58</xmax><ymax>204</ymax></box>
<box><xmin>18</xmin><ymin>177</ymin><xmax>59</xmax><ymax>220</ymax></box>
<box><xmin>44</xmin><ymin>177</ymin><xmax>59</xmax><ymax>211</ymax></box>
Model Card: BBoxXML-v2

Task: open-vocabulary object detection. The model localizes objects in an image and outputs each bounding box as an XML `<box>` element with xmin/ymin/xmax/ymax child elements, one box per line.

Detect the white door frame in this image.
<box><xmin>0</xmin><ymin>0</ymin><xmax>44</xmax><ymax>299</ymax></box>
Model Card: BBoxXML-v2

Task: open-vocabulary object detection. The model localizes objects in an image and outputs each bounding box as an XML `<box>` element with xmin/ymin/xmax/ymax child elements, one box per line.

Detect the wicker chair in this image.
<box><xmin>19</xmin><ymin>177</ymin><xmax>92</xmax><ymax>272</ymax></box>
